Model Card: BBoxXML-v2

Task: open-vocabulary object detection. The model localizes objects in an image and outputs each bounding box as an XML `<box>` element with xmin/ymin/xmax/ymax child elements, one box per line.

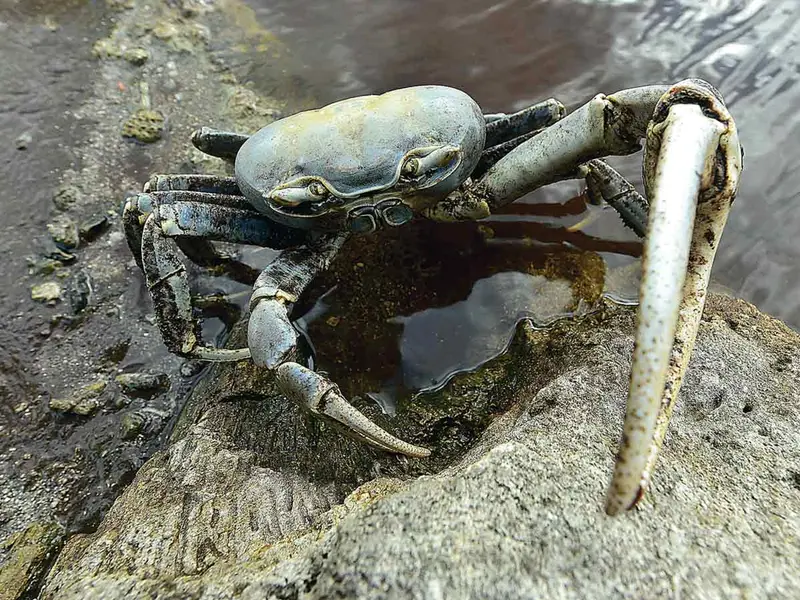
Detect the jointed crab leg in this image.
<box><xmin>606</xmin><ymin>86</ymin><xmax>741</xmax><ymax>515</ymax></box>
<box><xmin>128</xmin><ymin>190</ymin><xmax>309</xmax><ymax>361</ymax></box>
<box><xmin>191</xmin><ymin>127</ymin><xmax>250</xmax><ymax>161</ymax></box>
<box><xmin>434</xmin><ymin>79</ymin><xmax>741</xmax><ymax>513</ymax></box>
<box><xmin>248</xmin><ymin>234</ymin><xmax>431</xmax><ymax>458</ymax></box>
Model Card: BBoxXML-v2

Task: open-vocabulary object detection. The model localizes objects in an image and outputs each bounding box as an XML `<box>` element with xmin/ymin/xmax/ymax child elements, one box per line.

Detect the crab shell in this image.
<box><xmin>235</xmin><ymin>85</ymin><xmax>487</xmax><ymax>231</ymax></box>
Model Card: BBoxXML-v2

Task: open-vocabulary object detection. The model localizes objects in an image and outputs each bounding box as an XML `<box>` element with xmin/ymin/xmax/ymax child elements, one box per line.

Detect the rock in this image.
<box><xmin>115</xmin><ymin>372</ymin><xmax>169</xmax><ymax>397</ymax></box>
<box><xmin>122</xmin><ymin>47</ymin><xmax>148</xmax><ymax>66</ymax></box>
<box><xmin>26</xmin><ymin>257</ymin><xmax>62</xmax><ymax>276</ymax></box>
<box><xmin>30</xmin><ymin>282</ymin><xmax>62</xmax><ymax>304</ymax></box>
<box><xmin>78</xmin><ymin>216</ymin><xmax>109</xmax><ymax>242</ymax></box>
<box><xmin>49</xmin><ymin>380</ymin><xmax>107</xmax><ymax>417</ymax></box>
<box><xmin>38</xmin><ymin>296</ymin><xmax>800</xmax><ymax>599</ymax></box>
<box><xmin>14</xmin><ymin>131</ymin><xmax>32</xmax><ymax>150</ymax></box>
<box><xmin>34</xmin><ymin>235</ymin><xmax>76</xmax><ymax>264</ymax></box>
<box><xmin>121</xmin><ymin>109</ymin><xmax>165</xmax><ymax>144</ymax></box>
<box><xmin>52</xmin><ymin>183</ymin><xmax>80</xmax><ymax>211</ymax></box>
<box><xmin>46</xmin><ymin>215</ymin><xmax>80</xmax><ymax>251</ymax></box>
<box><xmin>65</xmin><ymin>270</ymin><xmax>94</xmax><ymax>314</ymax></box>
<box><xmin>0</xmin><ymin>522</ymin><xmax>64</xmax><ymax>600</ymax></box>
<box><xmin>118</xmin><ymin>411</ymin><xmax>145</xmax><ymax>439</ymax></box>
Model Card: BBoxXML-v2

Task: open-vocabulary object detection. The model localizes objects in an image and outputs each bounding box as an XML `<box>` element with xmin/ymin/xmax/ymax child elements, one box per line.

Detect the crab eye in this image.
<box><xmin>308</xmin><ymin>181</ymin><xmax>328</xmax><ymax>197</ymax></box>
<box><xmin>398</xmin><ymin>145</ymin><xmax>461</xmax><ymax>189</ymax></box>
<box><xmin>269</xmin><ymin>180</ymin><xmax>331</xmax><ymax>207</ymax></box>
<box><xmin>402</xmin><ymin>157</ymin><xmax>421</xmax><ymax>177</ymax></box>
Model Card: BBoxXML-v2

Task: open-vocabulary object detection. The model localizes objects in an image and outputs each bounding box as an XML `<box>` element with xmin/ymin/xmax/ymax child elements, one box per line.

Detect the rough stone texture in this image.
<box><xmin>40</xmin><ymin>295</ymin><xmax>800</xmax><ymax>599</ymax></box>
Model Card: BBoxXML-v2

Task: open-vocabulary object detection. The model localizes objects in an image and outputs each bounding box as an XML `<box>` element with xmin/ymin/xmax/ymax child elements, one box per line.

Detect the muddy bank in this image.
<box><xmin>0</xmin><ymin>1</ymin><xmax>314</xmax><ymax>596</ymax></box>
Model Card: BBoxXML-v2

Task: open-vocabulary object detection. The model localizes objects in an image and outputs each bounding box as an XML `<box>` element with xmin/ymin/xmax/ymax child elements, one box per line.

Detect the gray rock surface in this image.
<box><xmin>40</xmin><ymin>295</ymin><xmax>800</xmax><ymax>599</ymax></box>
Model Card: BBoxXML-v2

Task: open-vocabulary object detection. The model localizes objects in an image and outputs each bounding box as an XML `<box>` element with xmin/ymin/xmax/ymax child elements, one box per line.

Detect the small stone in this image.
<box><xmin>180</xmin><ymin>360</ymin><xmax>205</xmax><ymax>378</ymax></box>
<box><xmin>66</xmin><ymin>270</ymin><xmax>94</xmax><ymax>314</ymax></box>
<box><xmin>27</xmin><ymin>256</ymin><xmax>62</xmax><ymax>276</ymax></box>
<box><xmin>79</xmin><ymin>215</ymin><xmax>109</xmax><ymax>242</ymax></box>
<box><xmin>73</xmin><ymin>399</ymin><xmax>101</xmax><ymax>416</ymax></box>
<box><xmin>121</xmin><ymin>109</ymin><xmax>165</xmax><ymax>144</ymax></box>
<box><xmin>53</xmin><ymin>184</ymin><xmax>80</xmax><ymax>211</ymax></box>
<box><xmin>15</xmin><ymin>131</ymin><xmax>32</xmax><ymax>150</ymax></box>
<box><xmin>152</xmin><ymin>21</ymin><xmax>179</xmax><ymax>40</ymax></box>
<box><xmin>47</xmin><ymin>215</ymin><xmax>80</xmax><ymax>250</ymax></box>
<box><xmin>119</xmin><ymin>411</ymin><xmax>145</xmax><ymax>439</ymax></box>
<box><xmin>115</xmin><ymin>372</ymin><xmax>170</xmax><ymax>397</ymax></box>
<box><xmin>42</xmin><ymin>15</ymin><xmax>59</xmax><ymax>31</ymax></box>
<box><xmin>123</xmin><ymin>47</ymin><xmax>149</xmax><ymax>65</ymax></box>
<box><xmin>92</xmin><ymin>37</ymin><xmax>122</xmax><ymax>59</ymax></box>
<box><xmin>48</xmin><ymin>397</ymin><xmax>74</xmax><ymax>412</ymax></box>
<box><xmin>102</xmin><ymin>338</ymin><xmax>131</xmax><ymax>364</ymax></box>
<box><xmin>31</xmin><ymin>282</ymin><xmax>62</xmax><ymax>304</ymax></box>
<box><xmin>49</xmin><ymin>380</ymin><xmax>107</xmax><ymax>416</ymax></box>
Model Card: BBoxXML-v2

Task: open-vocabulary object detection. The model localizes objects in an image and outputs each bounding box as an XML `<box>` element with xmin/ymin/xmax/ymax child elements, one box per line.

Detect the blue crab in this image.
<box><xmin>123</xmin><ymin>79</ymin><xmax>741</xmax><ymax>515</ymax></box>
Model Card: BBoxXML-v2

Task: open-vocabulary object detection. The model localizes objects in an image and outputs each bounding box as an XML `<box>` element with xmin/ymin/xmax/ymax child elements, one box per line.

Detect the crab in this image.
<box><xmin>123</xmin><ymin>79</ymin><xmax>741</xmax><ymax>515</ymax></box>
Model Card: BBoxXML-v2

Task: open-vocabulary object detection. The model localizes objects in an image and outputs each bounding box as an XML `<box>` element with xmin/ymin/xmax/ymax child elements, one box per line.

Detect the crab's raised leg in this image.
<box><xmin>191</xmin><ymin>127</ymin><xmax>250</xmax><ymax>161</ymax></box>
<box><xmin>130</xmin><ymin>192</ymin><xmax>309</xmax><ymax>361</ymax></box>
<box><xmin>606</xmin><ymin>87</ymin><xmax>741</xmax><ymax>515</ymax></box>
<box><xmin>474</xmin><ymin>99</ymin><xmax>566</xmax><ymax>179</ymax></box>
<box><xmin>483</xmin><ymin>98</ymin><xmax>565</xmax><ymax>147</ymax></box>
<box><xmin>432</xmin><ymin>79</ymin><xmax>742</xmax><ymax>513</ymax></box>
<box><xmin>248</xmin><ymin>235</ymin><xmax>431</xmax><ymax>458</ymax></box>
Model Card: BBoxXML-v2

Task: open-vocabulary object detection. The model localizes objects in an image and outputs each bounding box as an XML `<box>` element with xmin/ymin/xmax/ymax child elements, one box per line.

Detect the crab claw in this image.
<box><xmin>276</xmin><ymin>362</ymin><xmax>431</xmax><ymax>458</ymax></box>
<box><xmin>606</xmin><ymin>80</ymin><xmax>742</xmax><ymax>515</ymax></box>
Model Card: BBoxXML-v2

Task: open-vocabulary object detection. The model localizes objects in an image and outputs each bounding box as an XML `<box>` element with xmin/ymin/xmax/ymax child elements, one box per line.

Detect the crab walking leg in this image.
<box><xmin>277</xmin><ymin>362</ymin><xmax>431</xmax><ymax>457</ymax></box>
<box><xmin>136</xmin><ymin>198</ymin><xmax>310</xmax><ymax>361</ymax></box>
<box><xmin>483</xmin><ymin>98</ymin><xmax>565</xmax><ymax>147</ymax></box>
<box><xmin>248</xmin><ymin>235</ymin><xmax>430</xmax><ymax>458</ymax></box>
<box><xmin>606</xmin><ymin>93</ymin><xmax>742</xmax><ymax>515</ymax></box>
<box><xmin>145</xmin><ymin>173</ymin><xmax>243</xmax><ymax>196</ymax></box>
<box><xmin>580</xmin><ymin>159</ymin><xmax>649</xmax><ymax>237</ymax></box>
<box><xmin>478</xmin><ymin>85</ymin><xmax>671</xmax><ymax>208</ymax></box>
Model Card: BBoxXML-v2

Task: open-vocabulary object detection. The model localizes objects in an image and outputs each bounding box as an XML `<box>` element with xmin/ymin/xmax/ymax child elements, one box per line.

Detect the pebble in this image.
<box><xmin>115</xmin><ymin>372</ymin><xmax>170</xmax><ymax>397</ymax></box>
<box><xmin>31</xmin><ymin>282</ymin><xmax>62</xmax><ymax>304</ymax></box>
<box><xmin>15</xmin><ymin>131</ymin><xmax>32</xmax><ymax>150</ymax></box>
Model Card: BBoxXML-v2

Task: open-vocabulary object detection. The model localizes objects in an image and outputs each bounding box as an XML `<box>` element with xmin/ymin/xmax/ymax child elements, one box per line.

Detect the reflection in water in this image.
<box><xmin>294</xmin><ymin>216</ymin><xmax>636</xmax><ymax>410</ymax></box>
<box><xmin>243</xmin><ymin>0</ymin><xmax>800</xmax><ymax>406</ymax></box>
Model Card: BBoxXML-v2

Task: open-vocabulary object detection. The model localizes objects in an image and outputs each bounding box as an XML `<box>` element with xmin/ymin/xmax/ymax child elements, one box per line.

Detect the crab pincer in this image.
<box><xmin>605</xmin><ymin>81</ymin><xmax>742</xmax><ymax>515</ymax></box>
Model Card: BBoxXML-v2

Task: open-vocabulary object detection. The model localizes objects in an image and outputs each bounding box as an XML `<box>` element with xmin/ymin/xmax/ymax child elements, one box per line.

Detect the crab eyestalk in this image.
<box><xmin>606</xmin><ymin>81</ymin><xmax>742</xmax><ymax>515</ymax></box>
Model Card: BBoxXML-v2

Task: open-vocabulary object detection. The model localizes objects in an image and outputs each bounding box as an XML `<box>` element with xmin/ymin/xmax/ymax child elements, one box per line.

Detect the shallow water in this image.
<box><xmin>243</xmin><ymin>0</ymin><xmax>800</xmax><ymax>401</ymax></box>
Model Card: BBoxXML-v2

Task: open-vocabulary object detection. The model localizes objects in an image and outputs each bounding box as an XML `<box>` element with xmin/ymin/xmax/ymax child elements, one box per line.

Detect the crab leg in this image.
<box><xmin>248</xmin><ymin>235</ymin><xmax>431</xmax><ymax>458</ymax></box>
<box><xmin>435</xmin><ymin>79</ymin><xmax>741</xmax><ymax>512</ymax></box>
<box><xmin>131</xmin><ymin>194</ymin><xmax>309</xmax><ymax>361</ymax></box>
<box><xmin>606</xmin><ymin>85</ymin><xmax>741</xmax><ymax>515</ymax></box>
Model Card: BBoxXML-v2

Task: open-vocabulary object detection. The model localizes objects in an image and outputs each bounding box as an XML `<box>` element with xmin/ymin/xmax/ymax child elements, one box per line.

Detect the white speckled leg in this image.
<box><xmin>606</xmin><ymin>86</ymin><xmax>742</xmax><ymax>515</ymax></box>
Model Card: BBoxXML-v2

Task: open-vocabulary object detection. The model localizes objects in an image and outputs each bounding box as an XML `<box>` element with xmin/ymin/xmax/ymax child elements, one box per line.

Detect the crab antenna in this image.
<box><xmin>606</xmin><ymin>84</ymin><xmax>742</xmax><ymax>515</ymax></box>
